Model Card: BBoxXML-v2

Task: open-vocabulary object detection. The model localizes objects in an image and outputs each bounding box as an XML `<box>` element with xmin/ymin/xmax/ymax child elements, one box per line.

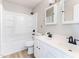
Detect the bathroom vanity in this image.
<box><xmin>34</xmin><ymin>35</ymin><xmax>79</xmax><ymax>58</ymax></box>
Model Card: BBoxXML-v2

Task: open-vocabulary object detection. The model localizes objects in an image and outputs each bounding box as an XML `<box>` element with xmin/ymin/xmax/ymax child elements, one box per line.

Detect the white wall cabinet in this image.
<box><xmin>61</xmin><ymin>0</ymin><xmax>79</xmax><ymax>24</ymax></box>
<box><xmin>34</xmin><ymin>38</ymin><xmax>71</xmax><ymax>58</ymax></box>
<box><xmin>45</xmin><ymin>4</ymin><xmax>58</xmax><ymax>25</ymax></box>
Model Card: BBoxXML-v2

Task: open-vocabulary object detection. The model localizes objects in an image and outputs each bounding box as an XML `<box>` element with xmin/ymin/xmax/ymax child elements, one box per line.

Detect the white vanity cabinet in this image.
<box><xmin>34</xmin><ymin>36</ymin><xmax>72</xmax><ymax>58</ymax></box>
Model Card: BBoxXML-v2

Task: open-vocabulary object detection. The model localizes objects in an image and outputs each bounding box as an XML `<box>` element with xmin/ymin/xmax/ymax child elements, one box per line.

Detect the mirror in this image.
<box><xmin>62</xmin><ymin>0</ymin><xmax>79</xmax><ymax>24</ymax></box>
<box><xmin>45</xmin><ymin>4</ymin><xmax>57</xmax><ymax>25</ymax></box>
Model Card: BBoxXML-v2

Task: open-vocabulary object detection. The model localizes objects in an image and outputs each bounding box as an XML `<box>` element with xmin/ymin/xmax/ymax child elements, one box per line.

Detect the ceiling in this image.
<box><xmin>6</xmin><ymin>0</ymin><xmax>43</xmax><ymax>9</ymax></box>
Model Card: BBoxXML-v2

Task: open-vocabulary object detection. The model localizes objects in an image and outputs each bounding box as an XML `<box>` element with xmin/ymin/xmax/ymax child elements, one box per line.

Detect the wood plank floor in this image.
<box><xmin>3</xmin><ymin>50</ymin><xmax>35</xmax><ymax>58</ymax></box>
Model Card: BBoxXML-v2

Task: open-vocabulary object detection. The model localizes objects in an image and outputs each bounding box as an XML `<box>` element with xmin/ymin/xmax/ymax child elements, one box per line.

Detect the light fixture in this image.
<box><xmin>48</xmin><ymin>0</ymin><xmax>55</xmax><ymax>5</ymax></box>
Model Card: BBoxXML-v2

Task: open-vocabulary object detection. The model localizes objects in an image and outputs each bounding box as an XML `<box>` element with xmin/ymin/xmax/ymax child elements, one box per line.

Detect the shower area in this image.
<box><xmin>0</xmin><ymin>0</ymin><xmax>37</xmax><ymax>57</ymax></box>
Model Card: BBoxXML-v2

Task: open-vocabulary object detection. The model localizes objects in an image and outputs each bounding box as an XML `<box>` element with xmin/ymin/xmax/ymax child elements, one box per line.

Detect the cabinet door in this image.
<box><xmin>39</xmin><ymin>41</ymin><xmax>56</xmax><ymax>58</ymax></box>
<box><xmin>34</xmin><ymin>39</ymin><xmax>40</xmax><ymax>58</ymax></box>
<box><xmin>50</xmin><ymin>47</ymin><xmax>72</xmax><ymax>58</ymax></box>
<box><xmin>45</xmin><ymin>4</ymin><xmax>57</xmax><ymax>25</ymax></box>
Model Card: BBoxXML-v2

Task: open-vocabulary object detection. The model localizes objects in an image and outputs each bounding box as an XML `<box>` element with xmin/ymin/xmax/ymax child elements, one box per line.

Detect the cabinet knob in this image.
<box><xmin>61</xmin><ymin>11</ymin><xmax>64</xmax><ymax>13</ymax></box>
<box><xmin>38</xmin><ymin>48</ymin><xmax>40</xmax><ymax>49</ymax></box>
<box><xmin>36</xmin><ymin>47</ymin><xmax>40</xmax><ymax>49</ymax></box>
<box><xmin>36</xmin><ymin>47</ymin><xmax>38</xmax><ymax>48</ymax></box>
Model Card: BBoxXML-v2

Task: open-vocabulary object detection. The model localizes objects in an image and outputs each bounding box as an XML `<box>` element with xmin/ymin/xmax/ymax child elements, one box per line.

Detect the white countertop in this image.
<box><xmin>35</xmin><ymin>35</ymin><xmax>79</xmax><ymax>58</ymax></box>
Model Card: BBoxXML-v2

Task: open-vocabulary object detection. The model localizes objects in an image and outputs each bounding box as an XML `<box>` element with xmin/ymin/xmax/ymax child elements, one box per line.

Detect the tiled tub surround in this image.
<box><xmin>34</xmin><ymin>35</ymin><xmax>79</xmax><ymax>58</ymax></box>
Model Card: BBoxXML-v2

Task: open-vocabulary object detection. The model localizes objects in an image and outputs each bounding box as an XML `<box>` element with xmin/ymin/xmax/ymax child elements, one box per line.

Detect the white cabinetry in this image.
<box><xmin>39</xmin><ymin>41</ymin><xmax>56</xmax><ymax>58</ymax></box>
<box><xmin>34</xmin><ymin>38</ymin><xmax>71</xmax><ymax>58</ymax></box>
<box><xmin>45</xmin><ymin>4</ymin><xmax>57</xmax><ymax>25</ymax></box>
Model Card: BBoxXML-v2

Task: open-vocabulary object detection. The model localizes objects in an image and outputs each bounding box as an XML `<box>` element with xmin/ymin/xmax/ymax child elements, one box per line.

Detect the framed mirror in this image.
<box><xmin>62</xmin><ymin>0</ymin><xmax>79</xmax><ymax>24</ymax></box>
<box><xmin>45</xmin><ymin>4</ymin><xmax>57</xmax><ymax>25</ymax></box>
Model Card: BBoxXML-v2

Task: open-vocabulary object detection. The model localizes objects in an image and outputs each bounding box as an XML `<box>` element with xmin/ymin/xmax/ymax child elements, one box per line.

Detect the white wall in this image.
<box><xmin>33</xmin><ymin>0</ymin><xmax>48</xmax><ymax>34</ymax></box>
<box><xmin>1</xmin><ymin>0</ymin><xmax>36</xmax><ymax>56</ymax></box>
<box><xmin>33</xmin><ymin>0</ymin><xmax>79</xmax><ymax>43</ymax></box>
<box><xmin>0</xmin><ymin>0</ymin><xmax>2</xmax><ymax>4</ymax></box>
<box><xmin>0</xmin><ymin>2</ymin><xmax>2</xmax><ymax>57</ymax></box>
<box><xmin>0</xmin><ymin>0</ymin><xmax>2</xmax><ymax>57</ymax></box>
